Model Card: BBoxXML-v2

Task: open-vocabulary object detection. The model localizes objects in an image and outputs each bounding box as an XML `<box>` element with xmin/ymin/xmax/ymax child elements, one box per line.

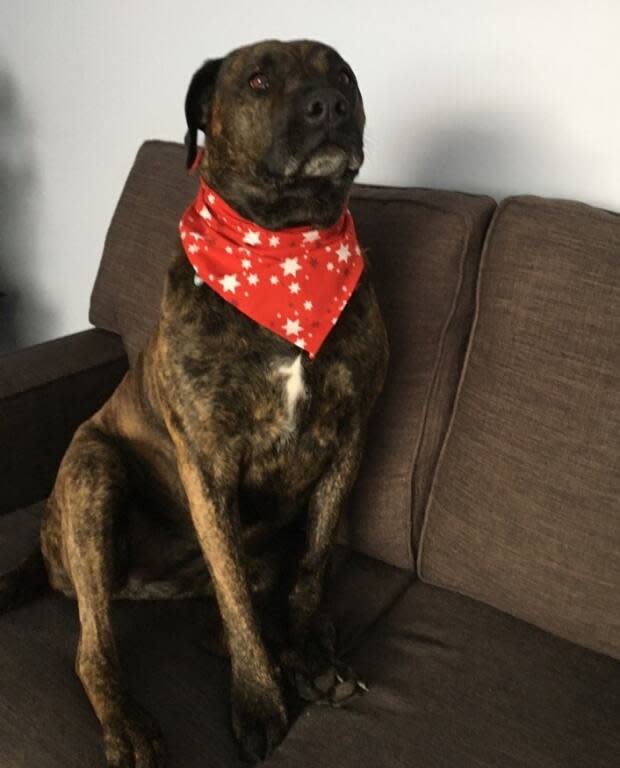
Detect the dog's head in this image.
<box><xmin>185</xmin><ymin>39</ymin><xmax>365</xmax><ymax>229</ymax></box>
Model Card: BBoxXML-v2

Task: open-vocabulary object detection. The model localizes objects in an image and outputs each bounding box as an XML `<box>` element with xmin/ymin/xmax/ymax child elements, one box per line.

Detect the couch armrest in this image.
<box><xmin>0</xmin><ymin>329</ymin><xmax>128</xmax><ymax>513</ymax></box>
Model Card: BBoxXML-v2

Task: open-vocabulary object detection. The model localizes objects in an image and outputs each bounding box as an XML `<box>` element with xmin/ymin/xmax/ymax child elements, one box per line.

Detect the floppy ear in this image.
<box><xmin>184</xmin><ymin>58</ymin><xmax>224</xmax><ymax>169</ymax></box>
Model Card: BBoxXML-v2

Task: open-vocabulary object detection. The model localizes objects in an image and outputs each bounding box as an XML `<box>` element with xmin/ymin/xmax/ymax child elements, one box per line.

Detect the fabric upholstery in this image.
<box><xmin>419</xmin><ymin>196</ymin><xmax>620</xmax><ymax>659</ymax></box>
<box><xmin>89</xmin><ymin>140</ymin><xmax>495</xmax><ymax>568</ymax></box>
<box><xmin>0</xmin><ymin>501</ymin><xmax>409</xmax><ymax>768</ymax></box>
<box><xmin>264</xmin><ymin>581</ymin><xmax>620</xmax><ymax>768</ymax></box>
<box><xmin>0</xmin><ymin>330</ymin><xmax>128</xmax><ymax>513</ymax></box>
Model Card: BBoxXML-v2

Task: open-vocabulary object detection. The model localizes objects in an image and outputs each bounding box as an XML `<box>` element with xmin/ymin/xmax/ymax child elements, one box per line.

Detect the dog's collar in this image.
<box><xmin>178</xmin><ymin>180</ymin><xmax>364</xmax><ymax>359</ymax></box>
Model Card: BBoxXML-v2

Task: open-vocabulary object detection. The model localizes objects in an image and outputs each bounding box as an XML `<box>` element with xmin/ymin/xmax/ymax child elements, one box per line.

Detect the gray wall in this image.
<box><xmin>1</xmin><ymin>1</ymin><xmax>619</xmax><ymax>353</ymax></box>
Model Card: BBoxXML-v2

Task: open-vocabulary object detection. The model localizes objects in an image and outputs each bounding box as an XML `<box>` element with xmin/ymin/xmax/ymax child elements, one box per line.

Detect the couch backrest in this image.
<box><xmin>90</xmin><ymin>140</ymin><xmax>495</xmax><ymax>570</ymax></box>
<box><xmin>419</xmin><ymin>196</ymin><xmax>620</xmax><ymax>659</ymax></box>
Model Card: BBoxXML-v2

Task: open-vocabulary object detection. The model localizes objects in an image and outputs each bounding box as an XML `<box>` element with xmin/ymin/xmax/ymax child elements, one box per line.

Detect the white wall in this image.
<box><xmin>1</xmin><ymin>1</ymin><xmax>618</xmax><ymax>352</ymax></box>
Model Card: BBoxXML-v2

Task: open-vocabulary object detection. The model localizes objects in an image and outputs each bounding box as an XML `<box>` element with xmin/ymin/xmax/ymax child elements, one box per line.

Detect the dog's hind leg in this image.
<box><xmin>55</xmin><ymin>422</ymin><xmax>166</xmax><ymax>768</ymax></box>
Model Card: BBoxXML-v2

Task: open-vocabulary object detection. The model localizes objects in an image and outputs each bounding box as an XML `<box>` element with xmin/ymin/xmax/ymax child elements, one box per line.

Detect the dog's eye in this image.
<box><xmin>339</xmin><ymin>70</ymin><xmax>352</xmax><ymax>86</ymax></box>
<box><xmin>249</xmin><ymin>72</ymin><xmax>270</xmax><ymax>91</ymax></box>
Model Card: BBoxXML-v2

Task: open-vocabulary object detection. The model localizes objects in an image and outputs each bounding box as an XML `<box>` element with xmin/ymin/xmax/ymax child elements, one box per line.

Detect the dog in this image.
<box><xmin>1</xmin><ymin>39</ymin><xmax>389</xmax><ymax>767</ymax></box>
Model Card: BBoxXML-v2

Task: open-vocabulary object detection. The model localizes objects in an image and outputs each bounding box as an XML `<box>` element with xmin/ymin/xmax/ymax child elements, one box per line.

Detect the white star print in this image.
<box><xmin>282</xmin><ymin>318</ymin><xmax>302</xmax><ymax>336</ymax></box>
<box><xmin>326</xmin><ymin>262</ymin><xmax>334</xmax><ymax>271</ymax></box>
<box><xmin>241</xmin><ymin>258</ymin><xmax>252</xmax><ymax>269</ymax></box>
<box><xmin>269</xmin><ymin>235</ymin><xmax>280</xmax><ymax>247</ymax></box>
<box><xmin>188</xmin><ymin>243</ymin><xmax>199</xmax><ymax>254</ymax></box>
<box><xmin>208</xmin><ymin>194</ymin><xmax>216</xmax><ymax>204</ymax></box>
<box><xmin>248</xmin><ymin>273</ymin><xmax>259</xmax><ymax>286</ymax></box>
<box><xmin>294</xmin><ymin>338</ymin><xmax>306</xmax><ymax>349</ymax></box>
<box><xmin>225</xmin><ymin>246</ymin><xmax>233</xmax><ymax>254</ymax></box>
<box><xmin>303</xmin><ymin>230</ymin><xmax>320</xmax><ymax>243</ymax></box>
<box><xmin>219</xmin><ymin>274</ymin><xmax>240</xmax><ymax>293</ymax></box>
<box><xmin>270</xmin><ymin>275</ymin><xmax>279</xmax><ymax>285</ymax></box>
<box><xmin>243</xmin><ymin>230</ymin><xmax>261</xmax><ymax>246</ymax></box>
<box><xmin>336</xmin><ymin>243</ymin><xmax>351</xmax><ymax>262</ymax></box>
<box><xmin>355</xmin><ymin>244</ymin><xmax>361</xmax><ymax>255</ymax></box>
<box><xmin>303</xmin><ymin>300</ymin><xmax>313</xmax><ymax>310</ymax></box>
<box><xmin>289</xmin><ymin>282</ymin><xmax>300</xmax><ymax>294</ymax></box>
<box><xmin>198</xmin><ymin>206</ymin><xmax>212</xmax><ymax>220</ymax></box>
<box><xmin>281</xmin><ymin>257</ymin><xmax>301</xmax><ymax>276</ymax></box>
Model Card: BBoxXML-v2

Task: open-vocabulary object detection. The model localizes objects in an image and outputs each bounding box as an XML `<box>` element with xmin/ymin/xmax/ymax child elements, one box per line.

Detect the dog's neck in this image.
<box><xmin>178</xmin><ymin>178</ymin><xmax>365</xmax><ymax>359</ymax></box>
<box><xmin>199</xmin><ymin>163</ymin><xmax>354</xmax><ymax>232</ymax></box>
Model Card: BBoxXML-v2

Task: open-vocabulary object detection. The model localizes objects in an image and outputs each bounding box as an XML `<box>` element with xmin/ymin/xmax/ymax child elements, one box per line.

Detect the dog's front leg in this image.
<box><xmin>168</xmin><ymin>430</ymin><xmax>287</xmax><ymax>762</ymax></box>
<box><xmin>288</xmin><ymin>420</ymin><xmax>364</xmax><ymax>653</ymax></box>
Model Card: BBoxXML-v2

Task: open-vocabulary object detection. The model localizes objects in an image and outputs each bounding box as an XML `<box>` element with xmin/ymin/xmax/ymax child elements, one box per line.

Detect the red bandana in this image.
<box><xmin>178</xmin><ymin>180</ymin><xmax>364</xmax><ymax>359</ymax></box>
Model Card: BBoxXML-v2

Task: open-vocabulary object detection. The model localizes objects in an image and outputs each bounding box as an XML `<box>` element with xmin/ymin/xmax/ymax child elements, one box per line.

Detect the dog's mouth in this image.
<box><xmin>276</xmin><ymin>137</ymin><xmax>363</xmax><ymax>183</ymax></box>
<box><xmin>300</xmin><ymin>142</ymin><xmax>362</xmax><ymax>178</ymax></box>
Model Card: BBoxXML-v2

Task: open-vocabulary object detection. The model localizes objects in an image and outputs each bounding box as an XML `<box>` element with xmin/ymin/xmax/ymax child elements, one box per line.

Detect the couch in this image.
<box><xmin>1</xmin><ymin>140</ymin><xmax>618</xmax><ymax>767</ymax></box>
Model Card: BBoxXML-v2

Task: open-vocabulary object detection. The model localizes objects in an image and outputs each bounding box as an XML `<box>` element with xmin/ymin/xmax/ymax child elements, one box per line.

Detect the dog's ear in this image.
<box><xmin>184</xmin><ymin>58</ymin><xmax>224</xmax><ymax>169</ymax></box>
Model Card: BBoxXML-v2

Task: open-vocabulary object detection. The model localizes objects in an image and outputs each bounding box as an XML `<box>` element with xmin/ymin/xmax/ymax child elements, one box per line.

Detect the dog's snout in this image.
<box><xmin>303</xmin><ymin>87</ymin><xmax>350</xmax><ymax>128</ymax></box>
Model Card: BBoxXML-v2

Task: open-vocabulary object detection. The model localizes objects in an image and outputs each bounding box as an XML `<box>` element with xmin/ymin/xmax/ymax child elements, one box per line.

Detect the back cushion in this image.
<box><xmin>419</xmin><ymin>196</ymin><xmax>620</xmax><ymax>659</ymax></box>
<box><xmin>90</xmin><ymin>140</ymin><xmax>495</xmax><ymax>569</ymax></box>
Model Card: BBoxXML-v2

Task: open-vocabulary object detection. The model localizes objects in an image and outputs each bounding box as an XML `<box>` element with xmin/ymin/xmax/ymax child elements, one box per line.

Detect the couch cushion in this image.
<box><xmin>418</xmin><ymin>196</ymin><xmax>620</xmax><ymax>659</ymax></box>
<box><xmin>89</xmin><ymin>140</ymin><xmax>495</xmax><ymax>568</ymax></box>
<box><xmin>264</xmin><ymin>580</ymin><xmax>620</xmax><ymax>768</ymax></box>
<box><xmin>0</xmin><ymin>501</ymin><xmax>409</xmax><ymax>768</ymax></box>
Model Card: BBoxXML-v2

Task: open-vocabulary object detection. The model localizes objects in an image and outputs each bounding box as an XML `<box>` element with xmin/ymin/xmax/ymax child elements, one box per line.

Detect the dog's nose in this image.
<box><xmin>303</xmin><ymin>88</ymin><xmax>350</xmax><ymax>128</ymax></box>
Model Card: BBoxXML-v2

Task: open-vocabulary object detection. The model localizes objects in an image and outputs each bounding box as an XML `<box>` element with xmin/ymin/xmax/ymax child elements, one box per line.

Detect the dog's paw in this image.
<box><xmin>231</xmin><ymin>672</ymin><xmax>288</xmax><ymax>763</ymax></box>
<box><xmin>293</xmin><ymin>661</ymin><xmax>367</xmax><ymax>707</ymax></box>
<box><xmin>102</xmin><ymin>698</ymin><xmax>166</xmax><ymax>768</ymax></box>
<box><xmin>278</xmin><ymin>615</ymin><xmax>367</xmax><ymax>709</ymax></box>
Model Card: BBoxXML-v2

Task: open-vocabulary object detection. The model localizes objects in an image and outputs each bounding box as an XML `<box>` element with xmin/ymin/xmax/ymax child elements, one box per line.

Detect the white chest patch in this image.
<box><xmin>276</xmin><ymin>354</ymin><xmax>306</xmax><ymax>433</ymax></box>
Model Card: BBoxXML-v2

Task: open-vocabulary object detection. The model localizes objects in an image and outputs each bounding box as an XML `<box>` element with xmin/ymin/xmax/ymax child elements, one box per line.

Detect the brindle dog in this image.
<box><xmin>2</xmin><ymin>39</ymin><xmax>388</xmax><ymax>767</ymax></box>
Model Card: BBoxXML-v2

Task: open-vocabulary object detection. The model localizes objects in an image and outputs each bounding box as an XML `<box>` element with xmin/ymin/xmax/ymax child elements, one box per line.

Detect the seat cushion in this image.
<box><xmin>418</xmin><ymin>195</ymin><xmax>620</xmax><ymax>659</ymax></box>
<box><xmin>264</xmin><ymin>580</ymin><xmax>620</xmax><ymax>768</ymax></box>
<box><xmin>0</xmin><ymin>502</ymin><xmax>409</xmax><ymax>768</ymax></box>
<box><xmin>89</xmin><ymin>140</ymin><xmax>496</xmax><ymax>568</ymax></box>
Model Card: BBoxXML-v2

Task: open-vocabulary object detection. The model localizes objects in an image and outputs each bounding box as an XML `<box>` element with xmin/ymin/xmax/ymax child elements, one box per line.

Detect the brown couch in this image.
<box><xmin>1</xmin><ymin>141</ymin><xmax>619</xmax><ymax>767</ymax></box>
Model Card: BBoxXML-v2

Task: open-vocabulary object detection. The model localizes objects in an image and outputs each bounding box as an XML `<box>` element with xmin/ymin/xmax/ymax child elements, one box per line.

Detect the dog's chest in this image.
<box><xmin>273</xmin><ymin>354</ymin><xmax>307</xmax><ymax>435</ymax></box>
<box><xmin>241</xmin><ymin>352</ymin><xmax>352</xmax><ymax>490</ymax></box>
<box><xmin>249</xmin><ymin>353</ymin><xmax>310</xmax><ymax>450</ymax></box>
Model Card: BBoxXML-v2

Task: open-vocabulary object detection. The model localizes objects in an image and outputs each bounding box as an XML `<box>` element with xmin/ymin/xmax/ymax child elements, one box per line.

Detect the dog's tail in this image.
<box><xmin>0</xmin><ymin>547</ymin><xmax>49</xmax><ymax>614</ymax></box>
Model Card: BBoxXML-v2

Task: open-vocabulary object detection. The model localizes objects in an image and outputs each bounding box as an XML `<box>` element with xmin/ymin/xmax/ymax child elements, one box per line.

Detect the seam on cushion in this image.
<box><xmin>351</xmin><ymin>196</ymin><xmax>485</xmax><ymax>570</ymax></box>
<box><xmin>364</xmin><ymin>199</ymin><xmax>480</xmax><ymax>569</ymax></box>
<box><xmin>417</xmin><ymin>198</ymin><xmax>516</xmax><ymax>578</ymax></box>
<box><xmin>410</xmin><ymin>202</ymin><xmax>496</xmax><ymax>554</ymax></box>
<box><xmin>407</xmin><ymin>218</ymin><xmax>470</xmax><ymax>558</ymax></box>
